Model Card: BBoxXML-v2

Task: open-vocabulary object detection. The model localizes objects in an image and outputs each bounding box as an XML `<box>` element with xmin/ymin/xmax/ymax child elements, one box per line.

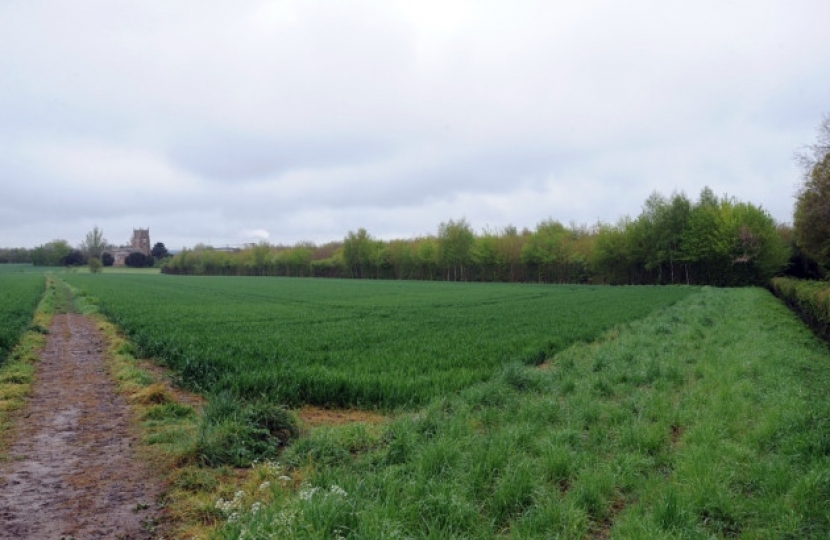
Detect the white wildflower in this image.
<box><xmin>215</xmin><ymin>490</ymin><xmax>246</xmax><ymax>513</ymax></box>
<box><xmin>329</xmin><ymin>485</ymin><xmax>348</xmax><ymax>497</ymax></box>
<box><xmin>259</xmin><ymin>481</ymin><xmax>271</xmax><ymax>491</ymax></box>
<box><xmin>298</xmin><ymin>484</ymin><xmax>319</xmax><ymax>501</ymax></box>
<box><xmin>251</xmin><ymin>501</ymin><xmax>263</xmax><ymax>515</ymax></box>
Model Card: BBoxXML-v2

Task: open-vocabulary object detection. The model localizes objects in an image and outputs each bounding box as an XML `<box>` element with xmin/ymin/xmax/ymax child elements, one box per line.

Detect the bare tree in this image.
<box><xmin>796</xmin><ymin>113</ymin><xmax>830</xmax><ymax>172</ymax></box>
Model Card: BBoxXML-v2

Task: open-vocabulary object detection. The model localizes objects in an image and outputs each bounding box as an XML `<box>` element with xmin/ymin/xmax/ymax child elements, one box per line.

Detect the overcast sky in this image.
<box><xmin>2</xmin><ymin>1</ymin><xmax>829</xmax><ymax>250</ymax></box>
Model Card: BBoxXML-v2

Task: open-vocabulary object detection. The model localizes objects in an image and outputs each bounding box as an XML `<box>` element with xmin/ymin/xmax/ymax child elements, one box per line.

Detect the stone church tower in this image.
<box><xmin>131</xmin><ymin>228</ymin><xmax>151</xmax><ymax>255</ymax></box>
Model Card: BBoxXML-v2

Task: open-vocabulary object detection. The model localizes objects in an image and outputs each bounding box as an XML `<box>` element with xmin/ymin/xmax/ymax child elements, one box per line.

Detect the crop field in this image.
<box><xmin>63</xmin><ymin>274</ymin><xmax>695</xmax><ymax>408</ymax></box>
<box><xmin>0</xmin><ymin>271</ymin><xmax>45</xmax><ymax>363</ymax></box>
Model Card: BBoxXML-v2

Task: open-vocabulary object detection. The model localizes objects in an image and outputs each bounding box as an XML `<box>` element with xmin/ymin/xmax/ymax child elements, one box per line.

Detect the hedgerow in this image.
<box><xmin>770</xmin><ymin>277</ymin><xmax>830</xmax><ymax>340</ymax></box>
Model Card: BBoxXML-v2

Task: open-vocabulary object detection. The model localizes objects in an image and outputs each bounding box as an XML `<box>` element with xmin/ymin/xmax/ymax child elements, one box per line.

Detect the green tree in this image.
<box><xmin>498</xmin><ymin>225</ymin><xmax>526</xmax><ymax>282</ymax></box>
<box><xmin>591</xmin><ymin>219</ymin><xmax>634</xmax><ymax>284</ymax></box>
<box><xmin>636</xmin><ymin>192</ymin><xmax>691</xmax><ymax>284</ymax></box>
<box><xmin>795</xmin><ymin>131</ymin><xmax>830</xmax><ymax>273</ymax></box>
<box><xmin>151</xmin><ymin>242</ymin><xmax>170</xmax><ymax>260</ymax></box>
<box><xmin>414</xmin><ymin>237</ymin><xmax>439</xmax><ymax>280</ymax></box>
<box><xmin>385</xmin><ymin>239</ymin><xmax>414</xmax><ymax>279</ymax></box>
<box><xmin>81</xmin><ymin>225</ymin><xmax>107</xmax><ymax>259</ymax></box>
<box><xmin>471</xmin><ymin>230</ymin><xmax>505</xmax><ymax>282</ymax></box>
<box><xmin>437</xmin><ymin>218</ymin><xmax>475</xmax><ymax>281</ymax></box>
<box><xmin>680</xmin><ymin>188</ymin><xmax>733</xmax><ymax>285</ymax></box>
<box><xmin>30</xmin><ymin>240</ymin><xmax>72</xmax><ymax>266</ymax></box>
<box><xmin>343</xmin><ymin>228</ymin><xmax>374</xmax><ymax>278</ymax></box>
<box><xmin>521</xmin><ymin>220</ymin><xmax>569</xmax><ymax>283</ymax></box>
<box><xmin>287</xmin><ymin>243</ymin><xmax>314</xmax><ymax>277</ymax></box>
<box><xmin>727</xmin><ymin>202</ymin><xmax>789</xmax><ymax>284</ymax></box>
<box><xmin>247</xmin><ymin>242</ymin><xmax>272</xmax><ymax>275</ymax></box>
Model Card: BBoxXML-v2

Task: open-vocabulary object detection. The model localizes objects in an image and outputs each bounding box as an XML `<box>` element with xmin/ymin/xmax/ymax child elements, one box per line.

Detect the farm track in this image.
<box><xmin>0</xmin><ymin>312</ymin><xmax>162</xmax><ymax>539</ymax></box>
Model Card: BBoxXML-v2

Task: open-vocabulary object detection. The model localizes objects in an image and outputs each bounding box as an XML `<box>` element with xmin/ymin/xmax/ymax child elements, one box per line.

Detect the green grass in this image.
<box><xmin>61</xmin><ymin>275</ymin><xmax>695</xmax><ymax>409</ymax></box>
<box><xmin>212</xmin><ymin>287</ymin><xmax>830</xmax><ymax>539</ymax></box>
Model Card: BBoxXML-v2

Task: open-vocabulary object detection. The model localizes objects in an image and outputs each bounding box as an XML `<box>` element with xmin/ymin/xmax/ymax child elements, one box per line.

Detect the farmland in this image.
<box><xmin>5</xmin><ymin>271</ymin><xmax>830</xmax><ymax>538</ymax></box>
<box><xmin>62</xmin><ymin>274</ymin><xmax>696</xmax><ymax>409</ymax></box>
<box><xmin>0</xmin><ymin>269</ymin><xmax>45</xmax><ymax>364</ymax></box>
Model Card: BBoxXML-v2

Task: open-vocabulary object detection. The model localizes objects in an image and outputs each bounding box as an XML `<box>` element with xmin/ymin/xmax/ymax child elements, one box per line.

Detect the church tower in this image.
<box><xmin>131</xmin><ymin>229</ymin><xmax>151</xmax><ymax>255</ymax></box>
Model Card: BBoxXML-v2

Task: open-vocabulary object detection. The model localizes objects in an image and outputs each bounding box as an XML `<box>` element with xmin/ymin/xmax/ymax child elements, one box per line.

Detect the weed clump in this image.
<box><xmin>196</xmin><ymin>393</ymin><xmax>299</xmax><ymax>467</ymax></box>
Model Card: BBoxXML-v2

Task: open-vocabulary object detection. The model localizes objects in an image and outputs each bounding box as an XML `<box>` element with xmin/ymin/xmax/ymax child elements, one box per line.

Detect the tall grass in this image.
<box><xmin>214</xmin><ymin>287</ymin><xmax>830</xmax><ymax>539</ymax></box>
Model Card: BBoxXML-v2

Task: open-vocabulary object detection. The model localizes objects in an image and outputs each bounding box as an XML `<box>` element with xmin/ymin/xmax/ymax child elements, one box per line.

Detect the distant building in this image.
<box><xmin>112</xmin><ymin>229</ymin><xmax>151</xmax><ymax>266</ymax></box>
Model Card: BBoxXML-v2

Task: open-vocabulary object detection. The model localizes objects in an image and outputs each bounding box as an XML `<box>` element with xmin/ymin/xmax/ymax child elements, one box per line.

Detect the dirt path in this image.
<box><xmin>0</xmin><ymin>313</ymin><xmax>162</xmax><ymax>540</ymax></box>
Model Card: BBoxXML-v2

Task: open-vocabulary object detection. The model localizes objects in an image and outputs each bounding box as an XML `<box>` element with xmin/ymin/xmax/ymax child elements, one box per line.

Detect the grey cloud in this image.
<box><xmin>166</xmin><ymin>134</ymin><xmax>395</xmax><ymax>182</ymax></box>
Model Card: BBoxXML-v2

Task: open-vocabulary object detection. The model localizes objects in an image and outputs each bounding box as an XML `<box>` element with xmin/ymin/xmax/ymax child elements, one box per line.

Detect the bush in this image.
<box><xmin>125</xmin><ymin>252</ymin><xmax>154</xmax><ymax>268</ymax></box>
<box><xmin>62</xmin><ymin>249</ymin><xmax>87</xmax><ymax>266</ymax></box>
<box><xmin>88</xmin><ymin>257</ymin><xmax>103</xmax><ymax>274</ymax></box>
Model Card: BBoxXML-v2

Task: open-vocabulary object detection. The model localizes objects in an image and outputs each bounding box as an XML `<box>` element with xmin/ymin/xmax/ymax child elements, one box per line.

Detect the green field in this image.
<box><xmin>63</xmin><ymin>274</ymin><xmax>696</xmax><ymax>408</ymax></box>
<box><xmin>0</xmin><ymin>271</ymin><xmax>45</xmax><ymax>363</ymax></box>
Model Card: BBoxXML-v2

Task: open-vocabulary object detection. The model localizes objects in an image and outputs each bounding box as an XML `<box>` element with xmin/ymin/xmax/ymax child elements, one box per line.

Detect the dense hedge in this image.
<box><xmin>770</xmin><ymin>277</ymin><xmax>830</xmax><ymax>341</ymax></box>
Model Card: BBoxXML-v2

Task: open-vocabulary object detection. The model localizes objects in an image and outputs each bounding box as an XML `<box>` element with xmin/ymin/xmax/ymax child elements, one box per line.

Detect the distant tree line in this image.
<box><xmin>163</xmin><ymin>187</ymin><xmax>796</xmax><ymax>287</ymax></box>
<box><xmin>3</xmin><ymin>226</ymin><xmax>171</xmax><ymax>269</ymax></box>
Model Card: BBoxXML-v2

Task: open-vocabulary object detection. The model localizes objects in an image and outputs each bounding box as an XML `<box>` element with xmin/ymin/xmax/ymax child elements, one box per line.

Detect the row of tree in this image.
<box><xmin>163</xmin><ymin>187</ymin><xmax>793</xmax><ymax>286</ymax></box>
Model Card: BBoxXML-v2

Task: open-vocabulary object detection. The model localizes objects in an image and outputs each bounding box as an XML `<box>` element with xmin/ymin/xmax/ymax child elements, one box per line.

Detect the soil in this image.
<box><xmin>0</xmin><ymin>313</ymin><xmax>163</xmax><ymax>540</ymax></box>
<box><xmin>299</xmin><ymin>405</ymin><xmax>388</xmax><ymax>428</ymax></box>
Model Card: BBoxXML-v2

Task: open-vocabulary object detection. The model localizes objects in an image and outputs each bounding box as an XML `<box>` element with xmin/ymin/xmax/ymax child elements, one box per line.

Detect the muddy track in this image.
<box><xmin>0</xmin><ymin>313</ymin><xmax>162</xmax><ymax>539</ymax></box>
